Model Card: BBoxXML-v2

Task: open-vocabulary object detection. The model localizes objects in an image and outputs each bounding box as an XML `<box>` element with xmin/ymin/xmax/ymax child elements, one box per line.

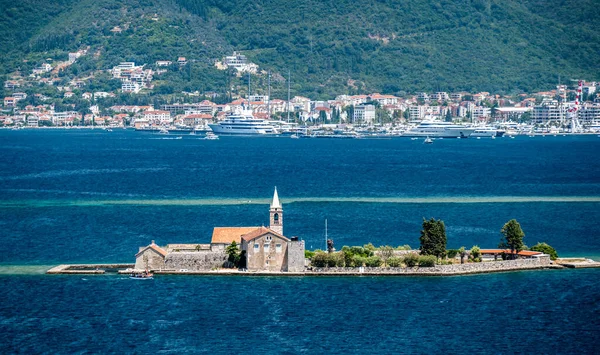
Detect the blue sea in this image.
<box><xmin>0</xmin><ymin>129</ymin><xmax>599</xmax><ymax>353</ymax></box>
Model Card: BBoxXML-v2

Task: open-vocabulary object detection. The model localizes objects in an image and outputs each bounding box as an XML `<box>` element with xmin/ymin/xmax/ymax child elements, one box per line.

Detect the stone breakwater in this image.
<box><xmin>309</xmin><ymin>256</ymin><xmax>554</xmax><ymax>276</ymax></box>
<box><xmin>48</xmin><ymin>255</ymin><xmax>600</xmax><ymax>276</ymax></box>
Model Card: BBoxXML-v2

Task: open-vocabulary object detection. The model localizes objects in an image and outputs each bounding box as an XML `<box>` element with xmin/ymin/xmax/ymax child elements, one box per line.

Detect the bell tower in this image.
<box><xmin>269</xmin><ymin>187</ymin><xmax>283</xmax><ymax>235</ymax></box>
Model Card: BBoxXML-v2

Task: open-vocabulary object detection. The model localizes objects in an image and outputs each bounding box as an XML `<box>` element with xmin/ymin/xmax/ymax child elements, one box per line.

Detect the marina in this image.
<box><xmin>1</xmin><ymin>130</ymin><xmax>599</xmax><ymax>354</ymax></box>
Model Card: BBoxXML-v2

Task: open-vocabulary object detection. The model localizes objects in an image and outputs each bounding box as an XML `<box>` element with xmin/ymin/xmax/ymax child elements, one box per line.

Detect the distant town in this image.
<box><xmin>2</xmin><ymin>51</ymin><xmax>600</xmax><ymax>135</ymax></box>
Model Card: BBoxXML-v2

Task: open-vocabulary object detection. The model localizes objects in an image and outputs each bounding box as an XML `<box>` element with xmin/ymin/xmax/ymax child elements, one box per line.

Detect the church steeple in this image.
<box><xmin>269</xmin><ymin>187</ymin><xmax>283</xmax><ymax>235</ymax></box>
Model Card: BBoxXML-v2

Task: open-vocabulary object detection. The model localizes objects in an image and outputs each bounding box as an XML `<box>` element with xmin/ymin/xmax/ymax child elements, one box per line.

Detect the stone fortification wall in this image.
<box><xmin>311</xmin><ymin>256</ymin><xmax>551</xmax><ymax>275</ymax></box>
<box><xmin>286</xmin><ymin>240</ymin><xmax>305</xmax><ymax>272</ymax></box>
<box><xmin>165</xmin><ymin>251</ymin><xmax>227</xmax><ymax>271</ymax></box>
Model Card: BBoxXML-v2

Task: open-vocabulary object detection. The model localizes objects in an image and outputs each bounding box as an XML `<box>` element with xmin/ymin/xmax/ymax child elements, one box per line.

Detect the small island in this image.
<box><xmin>47</xmin><ymin>188</ymin><xmax>600</xmax><ymax>276</ymax></box>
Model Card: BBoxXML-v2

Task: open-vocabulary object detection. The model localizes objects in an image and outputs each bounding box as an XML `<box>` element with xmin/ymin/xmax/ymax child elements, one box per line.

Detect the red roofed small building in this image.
<box><xmin>479</xmin><ymin>249</ymin><xmax>543</xmax><ymax>261</ymax></box>
<box><xmin>135</xmin><ymin>241</ymin><xmax>167</xmax><ymax>270</ymax></box>
<box><xmin>4</xmin><ymin>97</ymin><xmax>16</xmax><ymax>108</ymax></box>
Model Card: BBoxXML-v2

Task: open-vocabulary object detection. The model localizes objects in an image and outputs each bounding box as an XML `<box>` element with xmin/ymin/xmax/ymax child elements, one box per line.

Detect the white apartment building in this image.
<box><xmin>122</xmin><ymin>81</ymin><xmax>141</xmax><ymax>93</ymax></box>
<box><xmin>532</xmin><ymin>103</ymin><xmax>569</xmax><ymax>124</ymax></box>
<box><xmin>471</xmin><ymin>107</ymin><xmax>491</xmax><ymax>121</ymax></box>
<box><xmin>353</xmin><ymin>104</ymin><xmax>375</xmax><ymax>123</ymax></box>
<box><xmin>143</xmin><ymin>110</ymin><xmax>171</xmax><ymax>124</ymax></box>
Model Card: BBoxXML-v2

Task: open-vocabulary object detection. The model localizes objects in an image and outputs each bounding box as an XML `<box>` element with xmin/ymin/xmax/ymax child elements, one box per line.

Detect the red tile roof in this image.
<box><xmin>241</xmin><ymin>227</ymin><xmax>289</xmax><ymax>242</ymax></box>
<box><xmin>211</xmin><ymin>227</ymin><xmax>261</xmax><ymax>244</ymax></box>
<box><xmin>480</xmin><ymin>249</ymin><xmax>542</xmax><ymax>256</ymax></box>
<box><xmin>136</xmin><ymin>242</ymin><xmax>168</xmax><ymax>258</ymax></box>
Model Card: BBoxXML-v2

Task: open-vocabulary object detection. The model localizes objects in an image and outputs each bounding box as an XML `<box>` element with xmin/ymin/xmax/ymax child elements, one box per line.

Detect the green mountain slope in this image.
<box><xmin>1</xmin><ymin>0</ymin><xmax>598</xmax><ymax>99</ymax></box>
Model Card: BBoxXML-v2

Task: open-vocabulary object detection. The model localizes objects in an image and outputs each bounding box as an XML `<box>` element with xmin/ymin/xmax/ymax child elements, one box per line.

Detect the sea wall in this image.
<box><xmin>164</xmin><ymin>251</ymin><xmax>227</xmax><ymax>271</ymax></box>
<box><xmin>310</xmin><ymin>256</ymin><xmax>551</xmax><ymax>275</ymax></box>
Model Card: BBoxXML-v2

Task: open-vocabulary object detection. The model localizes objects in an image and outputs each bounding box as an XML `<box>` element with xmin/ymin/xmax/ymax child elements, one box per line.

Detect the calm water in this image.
<box><xmin>0</xmin><ymin>129</ymin><xmax>599</xmax><ymax>352</ymax></box>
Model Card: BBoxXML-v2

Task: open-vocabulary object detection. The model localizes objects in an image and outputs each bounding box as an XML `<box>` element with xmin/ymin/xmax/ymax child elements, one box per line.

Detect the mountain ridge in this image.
<box><xmin>1</xmin><ymin>0</ymin><xmax>598</xmax><ymax>100</ymax></box>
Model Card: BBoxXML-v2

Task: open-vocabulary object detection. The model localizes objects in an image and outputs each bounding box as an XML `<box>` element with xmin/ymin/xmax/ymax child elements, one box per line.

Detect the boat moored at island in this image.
<box><xmin>402</xmin><ymin>121</ymin><xmax>476</xmax><ymax>138</ymax></box>
<box><xmin>208</xmin><ymin>109</ymin><xmax>278</xmax><ymax>135</ymax></box>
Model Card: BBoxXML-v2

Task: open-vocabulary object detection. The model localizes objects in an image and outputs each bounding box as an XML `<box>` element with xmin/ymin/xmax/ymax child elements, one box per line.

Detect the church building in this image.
<box><xmin>135</xmin><ymin>187</ymin><xmax>305</xmax><ymax>272</ymax></box>
<box><xmin>211</xmin><ymin>187</ymin><xmax>305</xmax><ymax>272</ymax></box>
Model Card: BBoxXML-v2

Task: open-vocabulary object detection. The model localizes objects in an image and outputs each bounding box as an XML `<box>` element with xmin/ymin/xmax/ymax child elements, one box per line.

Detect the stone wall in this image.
<box><xmin>286</xmin><ymin>240</ymin><xmax>305</xmax><ymax>272</ymax></box>
<box><xmin>310</xmin><ymin>256</ymin><xmax>551</xmax><ymax>275</ymax></box>
<box><xmin>164</xmin><ymin>251</ymin><xmax>227</xmax><ymax>271</ymax></box>
<box><xmin>134</xmin><ymin>249</ymin><xmax>165</xmax><ymax>270</ymax></box>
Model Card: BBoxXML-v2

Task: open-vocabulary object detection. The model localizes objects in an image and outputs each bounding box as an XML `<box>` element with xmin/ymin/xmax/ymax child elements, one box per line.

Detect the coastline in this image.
<box><xmin>42</xmin><ymin>258</ymin><xmax>600</xmax><ymax>277</ymax></box>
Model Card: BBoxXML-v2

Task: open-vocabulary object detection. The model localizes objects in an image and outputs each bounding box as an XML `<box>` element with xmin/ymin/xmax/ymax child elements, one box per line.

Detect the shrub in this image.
<box><xmin>378</xmin><ymin>245</ymin><xmax>395</xmax><ymax>265</ymax></box>
<box><xmin>470</xmin><ymin>245</ymin><xmax>481</xmax><ymax>261</ymax></box>
<box><xmin>530</xmin><ymin>242</ymin><xmax>558</xmax><ymax>260</ymax></box>
<box><xmin>352</xmin><ymin>255</ymin><xmax>367</xmax><ymax>267</ymax></box>
<box><xmin>363</xmin><ymin>243</ymin><xmax>376</xmax><ymax>255</ymax></box>
<box><xmin>311</xmin><ymin>252</ymin><xmax>327</xmax><ymax>267</ymax></box>
<box><xmin>403</xmin><ymin>253</ymin><xmax>419</xmax><ymax>267</ymax></box>
<box><xmin>305</xmin><ymin>250</ymin><xmax>315</xmax><ymax>259</ymax></box>
<box><xmin>447</xmin><ymin>249</ymin><xmax>458</xmax><ymax>259</ymax></box>
<box><xmin>397</xmin><ymin>244</ymin><xmax>412</xmax><ymax>250</ymax></box>
<box><xmin>365</xmin><ymin>256</ymin><xmax>382</xmax><ymax>267</ymax></box>
<box><xmin>387</xmin><ymin>257</ymin><xmax>402</xmax><ymax>267</ymax></box>
<box><xmin>418</xmin><ymin>255</ymin><xmax>437</xmax><ymax>267</ymax></box>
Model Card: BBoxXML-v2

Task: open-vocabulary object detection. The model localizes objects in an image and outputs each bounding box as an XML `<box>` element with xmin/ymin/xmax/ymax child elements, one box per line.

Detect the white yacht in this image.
<box><xmin>403</xmin><ymin>121</ymin><xmax>476</xmax><ymax>138</ymax></box>
<box><xmin>470</xmin><ymin>126</ymin><xmax>505</xmax><ymax>138</ymax></box>
<box><xmin>208</xmin><ymin>109</ymin><xmax>278</xmax><ymax>135</ymax></box>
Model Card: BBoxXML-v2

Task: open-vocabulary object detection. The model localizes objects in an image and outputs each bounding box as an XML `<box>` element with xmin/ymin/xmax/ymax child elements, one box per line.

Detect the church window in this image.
<box><xmin>266</xmin><ymin>235</ymin><xmax>272</xmax><ymax>242</ymax></box>
<box><xmin>254</xmin><ymin>243</ymin><xmax>259</xmax><ymax>251</ymax></box>
<box><xmin>264</xmin><ymin>243</ymin><xmax>270</xmax><ymax>252</ymax></box>
<box><xmin>276</xmin><ymin>244</ymin><xmax>282</xmax><ymax>252</ymax></box>
<box><xmin>273</xmin><ymin>213</ymin><xmax>279</xmax><ymax>222</ymax></box>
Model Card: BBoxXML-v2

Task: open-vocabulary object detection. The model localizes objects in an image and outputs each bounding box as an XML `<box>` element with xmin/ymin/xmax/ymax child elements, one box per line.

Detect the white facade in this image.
<box><xmin>532</xmin><ymin>104</ymin><xmax>569</xmax><ymax>124</ymax></box>
<box><xmin>143</xmin><ymin>110</ymin><xmax>172</xmax><ymax>124</ymax></box>
<box><xmin>353</xmin><ymin>104</ymin><xmax>375</xmax><ymax>123</ymax></box>
<box><xmin>122</xmin><ymin>81</ymin><xmax>141</xmax><ymax>93</ymax></box>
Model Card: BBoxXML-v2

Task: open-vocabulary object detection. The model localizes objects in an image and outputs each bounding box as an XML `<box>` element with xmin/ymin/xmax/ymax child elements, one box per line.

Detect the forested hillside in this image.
<box><xmin>1</xmin><ymin>0</ymin><xmax>598</xmax><ymax>100</ymax></box>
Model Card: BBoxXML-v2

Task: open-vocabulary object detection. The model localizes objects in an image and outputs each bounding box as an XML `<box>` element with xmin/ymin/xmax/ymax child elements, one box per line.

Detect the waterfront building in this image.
<box><xmin>578</xmin><ymin>104</ymin><xmax>600</xmax><ymax>124</ymax></box>
<box><xmin>353</xmin><ymin>104</ymin><xmax>375</xmax><ymax>124</ymax></box>
<box><xmin>143</xmin><ymin>110</ymin><xmax>171</xmax><ymax>124</ymax></box>
<box><xmin>135</xmin><ymin>188</ymin><xmax>305</xmax><ymax>272</ymax></box>
<box><xmin>471</xmin><ymin>106</ymin><xmax>491</xmax><ymax>122</ymax></box>
<box><xmin>134</xmin><ymin>241</ymin><xmax>167</xmax><ymax>270</ymax></box>
<box><xmin>532</xmin><ymin>102</ymin><xmax>569</xmax><ymax>124</ymax></box>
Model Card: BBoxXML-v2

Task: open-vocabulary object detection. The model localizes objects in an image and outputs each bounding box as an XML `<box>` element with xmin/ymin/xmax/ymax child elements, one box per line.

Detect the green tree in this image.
<box><xmin>378</xmin><ymin>245</ymin><xmax>394</xmax><ymax>266</ymax></box>
<box><xmin>444</xmin><ymin>110</ymin><xmax>452</xmax><ymax>122</ymax></box>
<box><xmin>418</xmin><ymin>255</ymin><xmax>436</xmax><ymax>267</ymax></box>
<box><xmin>530</xmin><ymin>242</ymin><xmax>558</xmax><ymax>260</ymax></box>
<box><xmin>499</xmin><ymin>219</ymin><xmax>525</xmax><ymax>259</ymax></box>
<box><xmin>419</xmin><ymin>218</ymin><xmax>447</xmax><ymax>260</ymax></box>
<box><xmin>470</xmin><ymin>245</ymin><xmax>481</xmax><ymax>262</ymax></box>
<box><xmin>403</xmin><ymin>253</ymin><xmax>419</xmax><ymax>267</ymax></box>
<box><xmin>225</xmin><ymin>241</ymin><xmax>240</xmax><ymax>267</ymax></box>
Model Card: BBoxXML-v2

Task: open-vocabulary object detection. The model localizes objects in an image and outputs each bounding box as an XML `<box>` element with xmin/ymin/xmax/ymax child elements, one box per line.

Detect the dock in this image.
<box><xmin>46</xmin><ymin>264</ymin><xmax>134</xmax><ymax>274</ymax></box>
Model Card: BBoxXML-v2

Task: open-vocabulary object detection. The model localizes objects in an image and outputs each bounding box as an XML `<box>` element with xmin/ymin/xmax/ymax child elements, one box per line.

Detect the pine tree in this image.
<box><xmin>419</xmin><ymin>218</ymin><xmax>447</xmax><ymax>260</ymax></box>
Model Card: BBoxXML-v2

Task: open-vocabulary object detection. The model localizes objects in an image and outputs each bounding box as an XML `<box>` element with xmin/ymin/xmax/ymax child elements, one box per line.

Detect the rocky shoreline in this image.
<box><xmin>46</xmin><ymin>257</ymin><xmax>600</xmax><ymax>276</ymax></box>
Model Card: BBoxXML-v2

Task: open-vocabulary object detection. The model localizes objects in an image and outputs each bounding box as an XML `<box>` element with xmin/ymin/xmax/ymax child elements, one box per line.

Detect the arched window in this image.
<box><xmin>273</xmin><ymin>213</ymin><xmax>279</xmax><ymax>222</ymax></box>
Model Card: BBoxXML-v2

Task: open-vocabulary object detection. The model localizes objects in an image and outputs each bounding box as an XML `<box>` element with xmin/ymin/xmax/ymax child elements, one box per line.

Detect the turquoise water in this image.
<box><xmin>0</xmin><ymin>130</ymin><xmax>599</xmax><ymax>352</ymax></box>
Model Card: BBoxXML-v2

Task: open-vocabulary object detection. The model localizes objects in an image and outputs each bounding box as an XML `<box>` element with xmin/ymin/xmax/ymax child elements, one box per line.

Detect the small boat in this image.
<box><xmin>204</xmin><ymin>132</ymin><xmax>219</xmax><ymax>140</ymax></box>
<box><xmin>158</xmin><ymin>127</ymin><xmax>169</xmax><ymax>134</ymax></box>
<box><xmin>290</xmin><ymin>134</ymin><xmax>300</xmax><ymax>139</ymax></box>
<box><xmin>130</xmin><ymin>269</ymin><xmax>153</xmax><ymax>280</ymax></box>
<box><xmin>424</xmin><ymin>137</ymin><xmax>433</xmax><ymax>144</ymax></box>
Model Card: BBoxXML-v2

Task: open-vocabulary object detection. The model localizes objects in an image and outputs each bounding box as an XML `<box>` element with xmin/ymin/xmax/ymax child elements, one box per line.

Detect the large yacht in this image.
<box><xmin>208</xmin><ymin>109</ymin><xmax>278</xmax><ymax>135</ymax></box>
<box><xmin>470</xmin><ymin>126</ymin><xmax>506</xmax><ymax>138</ymax></box>
<box><xmin>403</xmin><ymin>121</ymin><xmax>476</xmax><ymax>138</ymax></box>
